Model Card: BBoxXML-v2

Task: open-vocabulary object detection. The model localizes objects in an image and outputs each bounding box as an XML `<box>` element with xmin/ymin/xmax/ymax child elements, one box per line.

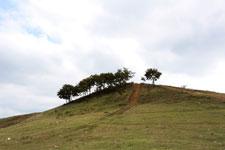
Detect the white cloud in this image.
<box><xmin>1</xmin><ymin>0</ymin><xmax>225</xmax><ymax>118</ymax></box>
<box><xmin>0</xmin><ymin>83</ymin><xmax>60</xmax><ymax>118</ymax></box>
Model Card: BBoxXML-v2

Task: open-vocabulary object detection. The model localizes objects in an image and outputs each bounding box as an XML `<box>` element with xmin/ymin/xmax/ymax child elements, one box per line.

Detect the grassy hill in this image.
<box><xmin>0</xmin><ymin>84</ymin><xmax>225</xmax><ymax>150</ymax></box>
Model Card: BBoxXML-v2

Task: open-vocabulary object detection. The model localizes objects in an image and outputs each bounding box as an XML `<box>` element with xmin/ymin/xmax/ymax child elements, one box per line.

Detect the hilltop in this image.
<box><xmin>0</xmin><ymin>84</ymin><xmax>225</xmax><ymax>150</ymax></box>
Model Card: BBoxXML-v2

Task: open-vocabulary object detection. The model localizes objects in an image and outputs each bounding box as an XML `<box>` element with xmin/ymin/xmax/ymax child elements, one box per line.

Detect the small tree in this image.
<box><xmin>144</xmin><ymin>68</ymin><xmax>162</xmax><ymax>85</ymax></box>
<box><xmin>141</xmin><ymin>77</ymin><xmax>146</xmax><ymax>82</ymax></box>
<box><xmin>57</xmin><ymin>84</ymin><xmax>74</xmax><ymax>103</ymax></box>
<box><xmin>114</xmin><ymin>68</ymin><xmax>134</xmax><ymax>86</ymax></box>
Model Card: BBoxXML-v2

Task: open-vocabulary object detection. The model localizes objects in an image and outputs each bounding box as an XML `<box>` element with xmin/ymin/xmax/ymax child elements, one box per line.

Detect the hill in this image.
<box><xmin>0</xmin><ymin>84</ymin><xmax>225</xmax><ymax>150</ymax></box>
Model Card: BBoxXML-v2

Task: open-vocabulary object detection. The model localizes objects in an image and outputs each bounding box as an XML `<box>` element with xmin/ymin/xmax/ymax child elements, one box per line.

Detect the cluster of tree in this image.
<box><xmin>57</xmin><ymin>68</ymin><xmax>135</xmax><ymax>103</ymax></box>
<box><xmin>141</xmin><ymin>68</ymin><xmax>162</xmax><ymax>85</ymax></box>
<box><xmin>58</xmin><ymin>67</ymin><xmax>162</xmax><ymax>103</ymax></box>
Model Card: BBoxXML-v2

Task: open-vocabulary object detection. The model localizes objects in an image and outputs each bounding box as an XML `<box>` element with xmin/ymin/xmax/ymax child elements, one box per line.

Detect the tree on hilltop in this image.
<box><xmin>57</xmin><ymin>68</ymin><xmax>135</xmax><ymax>103</ymax></box>
<box><xmin>57</xmin><ymin>84</ymin><xmax>75</xmax><ymax>103</ymax></box>
<box><xmin>114</xmin><ymin>68</ymin><xmax>134</xmax><ymax>86</ymax></box>
<box><xmin>141</xmin><ymin>77</ymin><xmax>146</xmax><ymax>82</ymax></box>
<box><xmin>144</xmin><ymin>68</ymin><xmax>162</xmax><ymax>85</ymax></box>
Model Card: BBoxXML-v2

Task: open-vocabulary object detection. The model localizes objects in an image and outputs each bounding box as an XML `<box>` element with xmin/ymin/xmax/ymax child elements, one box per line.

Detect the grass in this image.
<box><xmin>0</xmin><ymin>84</ymin><xmax>225</xmax><ymax>150</ymax></box>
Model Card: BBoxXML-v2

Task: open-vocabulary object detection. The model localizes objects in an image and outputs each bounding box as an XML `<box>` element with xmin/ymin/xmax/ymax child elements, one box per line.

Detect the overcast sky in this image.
<box><xmin>1</xmin><ymin>0</ymin><xmax>225</xmax><ymax>118</ymax></box>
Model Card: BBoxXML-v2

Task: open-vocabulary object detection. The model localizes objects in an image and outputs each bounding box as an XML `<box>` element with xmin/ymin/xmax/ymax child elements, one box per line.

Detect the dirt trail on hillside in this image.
<box><xmin>107</xmin><ymin>84</ymin><xmax>142</xmax><ymax>116</ymax></box>
<box><xmin>128</xmin><ymin>84</ymin><xmax>141</xmax><ymax>105</ymax></box>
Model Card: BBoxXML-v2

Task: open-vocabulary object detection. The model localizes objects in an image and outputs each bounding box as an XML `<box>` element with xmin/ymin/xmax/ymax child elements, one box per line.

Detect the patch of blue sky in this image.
<box><xmin>47</xmin><ymin>35</ymin><xmax>61</xmax><ymax>44</ymax></box>
<box><xmin>24</xmin><ymin>26</ymin><xmax>44</xmax><ymax>37</ymax></box>
<box><xmin>24</xmin><ymin>26</ymin><xmax>61</xmax><ymax>44</ymax></box>
<box><xmin>0</xmin><ymin>0</ymin><xmax>17</xmax><ymax>11</ymax></box>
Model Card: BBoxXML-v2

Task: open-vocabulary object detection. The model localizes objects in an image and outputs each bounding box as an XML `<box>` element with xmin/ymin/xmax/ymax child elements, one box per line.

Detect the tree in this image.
<box><xmin>78</xmin><ymin>76</ymin><xmax>94</xmax><ymax>95</ymax></box>
<box><xmin>141</xmin><ymin>77</ymin><xmax>146</xmax><ymax>82</ymax></box>
<box><xmin>92</xmin><ymin>74</ymin><xmax>104</xmax><ymax>91</ymax></box>
<box><xmin>72</xmin><ymin>86</ymin><xmax>80</xmax><ymax>97</ymax></box>
<box><xmin>144</xmin><ymin>68</ymin><xmax>162</xmax><ymax>85</ymax></box>
<box><xmin>57</xmin><ymin>84</ymin><xmax>74</xmax><ymax>103</ymax></box>
<box><xmin>114</xmin><ymin>68</ymin><xmax>134</xmax><ymax>86</ymax></box>
<box><xmin>121</xmin><ymin>68</ymin><xmax>135</xmax><ymax>81</ymax></box>
<box><xmin>104</xmin><ymin>73</ymin><xmax>115</xmax><ymax>88</ymax></box>
<box><xmin>98</xmin><ymin>73</ymin><xmax>115</xmax><ymax>89</ymax></box>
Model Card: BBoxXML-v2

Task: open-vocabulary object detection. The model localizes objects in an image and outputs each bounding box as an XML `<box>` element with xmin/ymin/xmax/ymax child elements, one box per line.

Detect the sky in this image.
<box><xmin>1</xmin><ymin>0</ymin><xmax>225</xmax><ymax>118</ymax></box>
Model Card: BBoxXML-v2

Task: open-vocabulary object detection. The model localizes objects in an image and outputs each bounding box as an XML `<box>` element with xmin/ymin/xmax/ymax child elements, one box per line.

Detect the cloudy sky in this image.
<box><xmin>1</xmin><ymin>0</ymin><xmax>225</xmax><ymax>118</ymax></box>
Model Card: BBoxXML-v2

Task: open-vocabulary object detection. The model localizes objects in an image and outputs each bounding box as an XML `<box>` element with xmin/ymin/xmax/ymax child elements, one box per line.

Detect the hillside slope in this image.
<box><xmin>0</xmin><ymin>84</ymin><xmax>225</xmax><ymax>150</ymax></box>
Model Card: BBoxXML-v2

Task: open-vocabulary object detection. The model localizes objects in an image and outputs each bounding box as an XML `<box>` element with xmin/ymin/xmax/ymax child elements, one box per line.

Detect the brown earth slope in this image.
<box><xmin>128</xmin><ymin>83</ymin><xmax>142</xmax><ymax>105</ymax></box>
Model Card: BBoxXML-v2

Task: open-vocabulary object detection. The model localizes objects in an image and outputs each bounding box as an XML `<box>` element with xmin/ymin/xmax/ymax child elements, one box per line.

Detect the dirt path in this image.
<box><xmin>128</xmin><ymin>83</ymin><xmax>141</xmax><ymax>105</ymax></box>
<box><xmin>108</xmin><ymin>83</ymin><xmax>142</xmax><ymax>115</ymax></box>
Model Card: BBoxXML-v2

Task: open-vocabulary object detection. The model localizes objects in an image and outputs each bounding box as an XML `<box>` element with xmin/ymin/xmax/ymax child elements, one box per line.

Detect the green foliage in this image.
<box><xmin>57</xmin><ymin>84</ymin><xmax>75</xmax><ymax>103</ymax></box>
<box><xmin>57</xmin><ymin>68</ymin><xmax>135</xmax><ymax>103</ymax></box>
<box><xmin>141</xmin><ymin>77</ymin><xmax>146</xmax><ymax>82</ymax></box>
<box><xmin>114</xmin><ymin>68</ymin><xmax>135</xmax><ymax>86</ymax></box>
<box><xmin>144</xmin><ymin>68</ymin><xmax>162</xmax><ymax>85</ymax></box>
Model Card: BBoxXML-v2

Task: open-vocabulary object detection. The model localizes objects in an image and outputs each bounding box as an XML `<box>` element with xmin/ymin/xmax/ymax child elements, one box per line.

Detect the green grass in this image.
<box><xmin>0</xmin><ymin>84</ymin><xmax>225</xmax><ymax>150</ymax></box>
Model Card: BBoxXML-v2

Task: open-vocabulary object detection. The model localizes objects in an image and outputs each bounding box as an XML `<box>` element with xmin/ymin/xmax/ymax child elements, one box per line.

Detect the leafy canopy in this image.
<box><xmin>144</xmin><ymin>68</ymin><xmax>162</xmax><ymax>85</ymax></box>
<box><xmin>57</xmin><ymin>68</ymin><xmax>134</xmax><ymax>103</ymax></box>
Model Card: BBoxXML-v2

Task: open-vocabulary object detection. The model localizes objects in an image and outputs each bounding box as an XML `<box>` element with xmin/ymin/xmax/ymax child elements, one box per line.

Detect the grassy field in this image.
<box><xmin>0</xmin><ymin>84</ymin><xmax>225</xmax><ymax>150</ymax></box>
